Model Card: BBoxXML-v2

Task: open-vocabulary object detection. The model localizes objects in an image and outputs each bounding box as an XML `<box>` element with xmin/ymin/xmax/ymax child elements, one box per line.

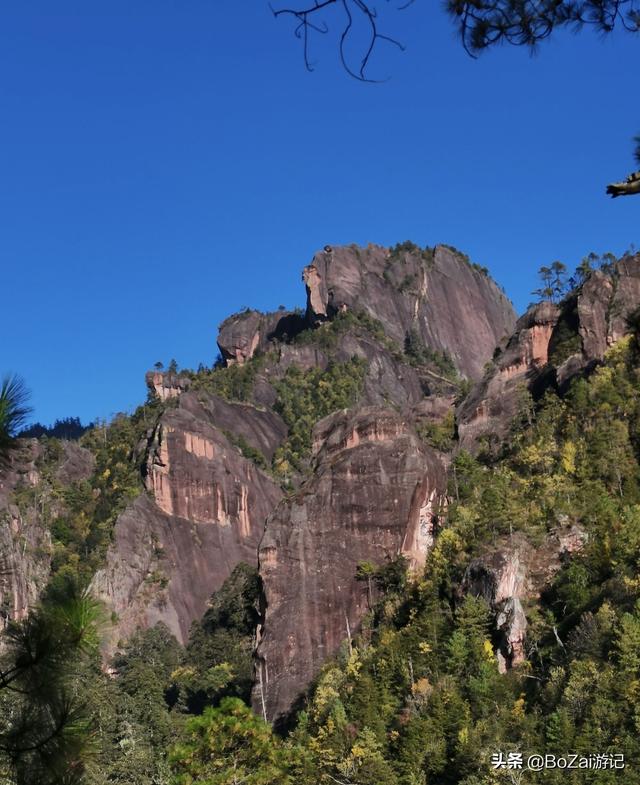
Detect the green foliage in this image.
<box><xmin>20</xmin><ymin>417</ymin><xmax>92</xmax><ymax>441</ymax></box>
<box><xmin>388</xmin><ymin>241</ymin><xmax>434</xmax><ymax>267</ymax></box>
<box><xmin>272</xmin><ymin>357</ymin><xmax>367</xmax><ymax>477</ymax></box>
<box><xmin>294</xmin><ymin>308</ymin><xmax>396</xmax><ymax>355</ymax></box>
<box><xmin>533</xmin><ymin>261</ymin><xmax>568</xmax><ymax>303</ymax></box>
<box><xmin>548</xmin><ymin>296</ymin><xmax>582</xmax><ymax>365</ymax></box>
<box><xmin>222</xmin><ymin>430</ymin><xmax>268</xmax><ymax>470</ymax></box>
<box><xmin>416</xmin><ymin>410</ymin><xmax>455</xmax><ymax>451</ymax></box>
<box><xmin>177</xmin><ymin>564</ymin><xmax>261</xmax><ymax>712</ymax></box>
<box><xmin>0</xmin><ymin>374</ymin><xmax>32</xmax><ymax>465</ymax></box>
<box><xmin>44</xmin><ymin>401</ymin><xmax>164</xmax><ymax>598</ymax></box>
<box><xmin>169</xmin><ymin>698</ymin><xmax>291</xmax><ymax>785</ymax></box>
<box><xmin>403</xmin><ymin>329</ymin><xmax>458</xmax><ymax>381</ymax></box>
<box><xmin>6</xmin><ymin>399</ymin><xmax>165</xmax><ymax>612</ymax></box>
<box><xmin>190</xmin><ymin>353</ymin><xmax>268</xmax><ymax>403</ymax></box>
<box><xmin>0</xmin><ymin>591</ymin><xmax>101</xmax><ymax>785</ymax></box>
<box><xmin>266</xmin><ymin>334</ymin><xmax>640</xmax><ymax>784</ymax></box>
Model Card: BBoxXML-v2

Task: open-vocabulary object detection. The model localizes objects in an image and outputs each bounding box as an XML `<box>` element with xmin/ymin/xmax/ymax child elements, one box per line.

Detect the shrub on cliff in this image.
<box><xmin>272</xmin><ymin>357</ymin><xmax>367</xmax><ymax>478</ymax></box>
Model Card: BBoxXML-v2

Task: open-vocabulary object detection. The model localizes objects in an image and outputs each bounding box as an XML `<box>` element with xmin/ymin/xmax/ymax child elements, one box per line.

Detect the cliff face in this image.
<box><xmin>0</xmin><ymin>440</ymin><xmax>94</xmax><ymax>632</ymax></box>
<box><xmin>303</xmin><ymin>244</ymin><xmax>516</xmax><ymax>379</ymax></box>
<box><xmin>457</xmin><ymin>302</ymin><xmax>560</xmax><ymax>450</ymax></box>
<box><xmin>213</xmin><ymin>244</ymin><xmax>516</xmax><ymax>381</ymax></box>
<box><xmin>254</xmin><ymin>408</ymin><xmax>447</xmax><ymax>721</ymax></box>
<box><xmin>13</xmin><ymin>241</ymin><xmax>636</xmax><ymax>726</ymax></box>
<box><xmin>463</xmin><ymin>525</ymin><xmax>586</xmax><ymax>672</ymax></box>
<box><xmin>92</xmin><ymin>390</ymin><xmax>284</xmax><ymax>651</ymax></box>
<box><xmin>459</xmin><ymin>255</ymin><xmax>640</xmax><ymax>451</ymax></box>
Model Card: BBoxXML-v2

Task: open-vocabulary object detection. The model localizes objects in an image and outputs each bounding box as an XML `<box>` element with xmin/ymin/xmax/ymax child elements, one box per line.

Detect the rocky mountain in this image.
<box><xmin>254</xmin><ymin>407</ymin><xmax>447</xmax><ymax>720</ymax></box>
<box><xmin>459</xmin><ymin>255</ymin><xmax>640</xmax><ymax>452</ymax></box>
<box><xmin>4</xmin><ymin>242</ymin><xmax>640</xmax><ymax>739</ymax></box>
<box><xmin>91</xmin><ymin>241</ymin><xmax>515</xmax><ymax>690</ymax></box>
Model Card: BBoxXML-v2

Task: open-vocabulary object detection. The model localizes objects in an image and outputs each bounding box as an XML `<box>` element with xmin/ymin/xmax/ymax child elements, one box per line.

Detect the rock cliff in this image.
<box><xmin>254</xmin><ymin>408</ymin><xmax>447</xmax><ymax>721</ymax></box>
<box><xmin>0</xmin><ymin>439</ymin><xmax>94</xmax><ymax>631</ymax></box>
<box><xmin>463</xmin><ymin>525</ymin><xmax>586</xmax><ymax>671</ymax></box>
<box><xmin>9</xmin><ymin>241</ymin><xmax>636</xmax><ymax>729</ymax></box>
<box><xmin>303</xmin><ymin>244</ymin><xmax>516</xmax><ymax>380</ymax></box>
<box><xmin>459</xmin><ymin>254</ymin><xmax>640</xmax><ymax>451</ymax></box>
<box><xmin>92</xmin><ymin>391</ymin><xmax>283</xmax><ymax>652</ymax></box>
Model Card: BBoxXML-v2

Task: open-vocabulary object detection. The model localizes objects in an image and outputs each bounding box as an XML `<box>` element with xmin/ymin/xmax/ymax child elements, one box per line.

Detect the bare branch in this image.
<box><xmin>271</xmin><ymin>0</ymin><xmax>411</xmax><ymax>80</ymax></box>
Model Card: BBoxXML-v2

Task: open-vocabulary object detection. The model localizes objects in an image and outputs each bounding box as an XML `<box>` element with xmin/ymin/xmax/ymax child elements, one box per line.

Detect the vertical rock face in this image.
<box><xmin>217</xmin><ymin>310</ymin><xmax>265</xmax><ymax>366</ymax></box>
<box><xmin>303</xmin><ymin>244</ymin><xmax>516</xmax><ymax>379</ymax></box>
<box><xmin>459</xmin><ymin>255</ymin><xmax>640</xmax><ymax>450</ymax></box>
<box><xmin>463</xmin><ymin>526</ymin><xmax>587</xmax><ymax>671</ymax></box>
<box><xmin>254</xmin><ymin>408</ymin><xmax>447</xmax><ymax>722</ymax></box>
<box><xmin>145</xmin><ymin>371</ymin><xmax>191</xmax><ymax>401</ymax></box>
<box><xmin>555</xmin><ymin>256</ymin><xmax>640</xmax><ymax>383</ymax></box>
<box><xmin>216</xmin><ymin>310</ymin><xmax>307</xmax><ymax>366</ymax></box>
<box><xmin>0</xmin><ymin>440</ymin><xmax>94</xmax><ymax>632</ymax></box>
<box><xmin>92</xmin><ymin>392</ymin><xmax>284</xmax><ymax>653</ymax></box>
<box><xmin>0</xmin><ymin>442</ymin><xmax>50</xmax><ymax>632</ymax></box>
<box><xmin>458</xmin><ymin>302</ymin><xmax>560</xmax><ymax>449</ymax></box>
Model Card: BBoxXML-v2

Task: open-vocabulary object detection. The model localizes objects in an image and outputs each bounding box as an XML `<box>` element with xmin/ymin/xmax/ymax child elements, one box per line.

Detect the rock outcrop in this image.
<box><xmin>145</xmin><ymin>370</ymin><xmax>191</xmax><ymax>401</ymax></box>
<box><xmin>90</xmin><ymin>242</ymin><xmax>516</xmax><ymax>673</ymax></box>
<box><xmin>463</xmin><ymin>525</ymin><xmax>587</xmax><ymax>671</ymax></box>
<box><xmin>217</xmin><ymin>310</ymin><xmax>268</xmax><ymax>366</ymax></box>
<box><xmin>459</xmin><ymin>254</ymin><xmax>640</xmax><ymax>450</ymax></box>
<box><xmin>458</xmin><ymin>302</ymin><xmax>560</xmax><ymax>450</ymax></box>
<box><xmin>303</xmin><ymin>244</ymin><xmax>516</xmax><ymax>379</ymax></box>
<box><xmin>217</xmin><ymin>309</ymin><xmax>306</xmax><ymax>366</ymax></box>
<box><xmin>0</xmin><ymin>440</ymin><xmax>94</xmax><ymax>631</ymax></box>
<box><xmin>93</xmin><ymin>391</ymin><xmax>284</xmax><ymax>652</ymax></box>
<box><xmin>254</xmin><ymin>408</ymin><xmax>447</xmax><ymax>722</ymax></box>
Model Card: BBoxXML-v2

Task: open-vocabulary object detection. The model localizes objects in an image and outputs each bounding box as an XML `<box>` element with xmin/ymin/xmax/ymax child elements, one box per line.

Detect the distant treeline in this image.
<box><xmin>20</xmin><ymin>416</ymin><xmax>93</xmax><ymax>441</ymax></box>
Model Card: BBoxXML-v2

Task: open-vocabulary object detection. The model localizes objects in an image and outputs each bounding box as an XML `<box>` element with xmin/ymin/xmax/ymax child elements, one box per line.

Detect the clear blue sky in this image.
<box><xmin>1</xmin><ymin>2</ymin><xmax>638</xmax><ymax>426</ymax></box>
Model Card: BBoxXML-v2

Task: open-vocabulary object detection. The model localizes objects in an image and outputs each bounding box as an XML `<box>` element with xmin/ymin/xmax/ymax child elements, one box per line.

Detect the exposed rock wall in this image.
<box><xmin>0</xmin><ymin>440</ymin><xmax>94</xmax><ymax>631</ymax></box>
<box><xmin>254</xmin><ymin>408</ymin><xmax>447</xmax><ymax>722</ymax></box>
<box><xmin>93</xmin><ymin>392</ymin><xmax>283</xmax><ymax>653</ymax></box>
<box><xmin>303</xmin><ymin>244</ymin><xmax>516</xmax><ymax>380</ymax></box>
<box><xmin>145</xmin><ymin>371</ymin><xmax>191</xmax><ymax>401</ymax></box>
<box><xmin>463</xmin><ymin>525</ymin><xmax>587</xmax><ymax>671</ymax></box>
<box><xmin>0</xmin><ymin>442</ymin><xmax>50</xmax><ymax>631</ymax></box>
<box><xmin>459</xmin><ymin>255</ymin><xmax>640</xmax><ymax>450</ymax></box>
<box><xmin>458</xmin><ymin>302</ymin><xmax>560</xmax><ymax>449</ymax></box>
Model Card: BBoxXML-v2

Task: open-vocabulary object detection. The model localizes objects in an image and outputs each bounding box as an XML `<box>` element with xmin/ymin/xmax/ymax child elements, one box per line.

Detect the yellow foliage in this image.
<box><xmin>411</xmin><ymin>677</ymin><xmax>432</xmax><ymax>697</ymax></box>
<box><xmin>603</xmin><ymin>335</ymin><xmax>632</xmax><ymax>363</ymax></box>
<box><xmin>345</xmin><ymin>649</ymin><xmax>362</xmax><ymax>678</ymax></box>
<box><xmin>483</xmin><ymin>639</ymin><xmax>495</xmax><ymax>661</ymax></box>
<box><xmin>350</xmin><ymin>743</ymin><xmax>367</xmax><ymax>760</ymax></box>
<box><xmin>379</xmin><ymin>629</ymin><xmax>397</xmax><ymax>647</ymax></box>
<box><xmin>512</xmin><ymin>694</ymin><xmax>526</xmax><ymax>720</ymax></box>
<box><xmin>561</xmin><ymin>440</ymin><xmax>577</xmax><ymax>474</ymax></box>
<box><xmin>520</xmin><ymin>439</ymin><xmax>556</xmax><ymax>472</ymax></box>
<box><xmin>418</xmin><ymin>641</ymin><xmax>432</xmax><ymax>654</ymax></box>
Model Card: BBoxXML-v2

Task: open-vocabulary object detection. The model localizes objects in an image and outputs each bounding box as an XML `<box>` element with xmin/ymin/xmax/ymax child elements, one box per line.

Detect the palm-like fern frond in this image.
<box><xmin>0</xmin><ymin>375</ymin><xmax>32</xmax><ymax>465</ymax></box>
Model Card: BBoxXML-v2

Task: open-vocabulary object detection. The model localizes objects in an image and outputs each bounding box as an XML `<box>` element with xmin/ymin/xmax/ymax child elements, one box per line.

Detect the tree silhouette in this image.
<box><xmin>273</xmin><ymin>1</ymin><xmax>640</xmax><ymax>192</ymax></box>
<box><xmin>0</xmin><ymin>376</ymin><xmax>32</xmax><ymax>466</ymax></box>
<box><xmin>273</xmin><ymin>1</ymin><xmax>639</xmax><ymax>79</ymax></box>
<box><xmin>0</xmin><ymin>593</ymin><xmax>100</xmax><ymax>784</ymax></box>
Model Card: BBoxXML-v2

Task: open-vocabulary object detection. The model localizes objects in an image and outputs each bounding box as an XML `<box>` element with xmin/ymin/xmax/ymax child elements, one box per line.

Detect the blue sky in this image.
<box><xmin>1</xmin><ymin>2</ymin><xmax>638</xmax><ymax>426</ymax></box>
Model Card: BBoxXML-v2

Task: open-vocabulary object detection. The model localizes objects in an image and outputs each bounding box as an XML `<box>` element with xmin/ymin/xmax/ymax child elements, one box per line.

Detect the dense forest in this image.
<box><xmin>2</xmin><ymin>250</ymin><xmax>639</xmax><ymax>783</ymax></box>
